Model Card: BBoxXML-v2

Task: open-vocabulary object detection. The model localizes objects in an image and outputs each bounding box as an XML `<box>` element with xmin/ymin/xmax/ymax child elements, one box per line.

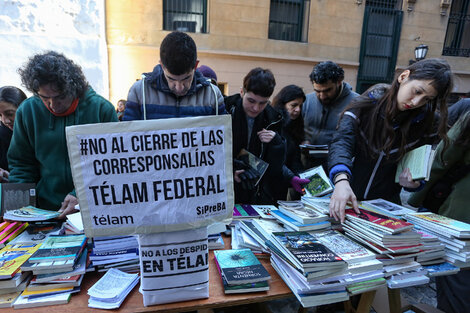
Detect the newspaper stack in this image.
<box><xmin>88</xmin><ymin>268</ymin><xmax>139</xmax><ymax>309</ymax></box>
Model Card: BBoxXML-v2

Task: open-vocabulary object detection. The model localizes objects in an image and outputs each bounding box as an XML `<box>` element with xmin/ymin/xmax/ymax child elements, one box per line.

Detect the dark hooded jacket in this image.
<box><xmin>225</xmin><ymin>94</ymin><xmax>286</xmax><ymax>204</ymax></box>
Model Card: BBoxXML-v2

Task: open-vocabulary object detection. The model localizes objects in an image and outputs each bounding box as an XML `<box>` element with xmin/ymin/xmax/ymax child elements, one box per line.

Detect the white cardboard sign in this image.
<box><xmin>66</xmin><ymin>115</ymin><xmax>234</xmax><ymax>237</ymax></box>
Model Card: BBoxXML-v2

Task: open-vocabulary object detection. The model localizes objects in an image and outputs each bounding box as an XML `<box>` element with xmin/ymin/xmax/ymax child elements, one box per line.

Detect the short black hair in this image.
<box><xmin>243</xmin><ymin>68</ymin><xmax>276</xmax><ymax>98</ymax></box>
<box><xmin>309</xmin><ymin>61</ymin><xmax>344</xmax><ymax>84</ymax></box>
<box><xmin>160</xmin><ymin>31</ymin><xmax>197</xmax><ymax>75</ymax></box>
<box><xmin>18</xmin><ymin>51</ymin><xmax>88</xmax><ymax>99</ymax></box>
<box><xmin>0</xmin><ymin>86</ymin><xmax>27</xmax><ymax>108</ymax></box>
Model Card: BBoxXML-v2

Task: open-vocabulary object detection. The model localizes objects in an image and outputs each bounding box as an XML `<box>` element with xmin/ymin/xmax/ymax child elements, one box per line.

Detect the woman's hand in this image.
<box><xmin>58</xmin><ymin>194</ymin><xmax>79</xmax><ymax>219</ymax></box>
<box><xmin>398</xmin><ymin>168</ymin><xmax>420</xmax><ymax>189</ymax></box>
<box><xmin>329</xmin><ymin>179</ymin><xmax>359</xmax><ymax>223</ymax></box>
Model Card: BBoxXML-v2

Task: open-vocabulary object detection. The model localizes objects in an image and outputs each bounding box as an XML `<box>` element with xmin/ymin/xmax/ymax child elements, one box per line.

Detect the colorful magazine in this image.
<box><xmin>3</xmin><ymin>206</ymin><xmax>59</xmax><ymax>222</ymax></box>
<box><xmin>0</xmin><ymin>243</ymin><xmax>42</xmax><ymax>279</ymax></box>
<box><xmin>299</xmin><ymin>166</ymin><xmax>333</xmax><ymax>197</ymax></box>
<box><xmin>28</xmin><ymin>234</ymin><xmax>87</xmax><ymax>263</ymax></box>
<box><xmin>345</xmin><ymin>208</ymin><xmax>413</xmax><ymax>234</ymax></box>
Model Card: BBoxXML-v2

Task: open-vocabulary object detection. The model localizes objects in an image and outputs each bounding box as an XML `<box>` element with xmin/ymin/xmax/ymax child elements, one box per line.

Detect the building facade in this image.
<box><xmin>106</xmin><ymin>0</ymin><xmax>470</xmax><ymax>104</ymax></box>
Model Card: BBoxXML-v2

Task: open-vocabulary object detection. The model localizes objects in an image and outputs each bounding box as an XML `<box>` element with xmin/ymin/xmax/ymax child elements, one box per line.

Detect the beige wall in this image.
<box><xmin>106</xmin><ymin>0</ymin><xmax>470</xmax><ymax>104</ymax></box>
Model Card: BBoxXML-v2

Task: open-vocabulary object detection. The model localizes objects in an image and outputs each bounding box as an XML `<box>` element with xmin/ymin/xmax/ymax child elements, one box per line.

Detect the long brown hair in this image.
<box><xmin>344</xmin><ymin>58</ymin><xmax>453</xmax><ymax>160</ymax></box>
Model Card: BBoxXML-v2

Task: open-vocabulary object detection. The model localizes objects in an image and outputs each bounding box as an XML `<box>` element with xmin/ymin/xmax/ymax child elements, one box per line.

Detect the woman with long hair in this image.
<box><xmin>271</xmin><ymin>85</ymin><xmax>307</xmax><ymax>199</ymax></box>
<box><xmin>0</xmin><ymin>86</ymin><xmax>27</xmax><ymax>182</ymax></box>
<box><xmin>328</xmin><ymin>58</ymin><xmax>453</xmax><ymax>221</ymax></box>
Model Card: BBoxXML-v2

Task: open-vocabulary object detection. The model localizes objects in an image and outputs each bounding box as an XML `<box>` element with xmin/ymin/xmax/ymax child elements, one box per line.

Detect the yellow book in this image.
<box><xmin>21</xmin><ymin>286</ymin><xmax>73</xmax><ymax>296</ymax></box>
<box><xmin>0</xmin><ymin>221</ymin><xmax>9</xmax><ymax>232</ymax></box>
<box><xmin>0</xmin><ymin>243</ymin><xmax>42</xmax><ymax>279</ymax></box>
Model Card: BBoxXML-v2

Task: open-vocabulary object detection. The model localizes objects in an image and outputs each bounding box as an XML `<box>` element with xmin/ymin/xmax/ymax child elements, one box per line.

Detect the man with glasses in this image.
<box><xmin>225</xmin><ymin>68</ymin><xmax>286</xmax><ymax>204</ymax></box>
<box><xmin>8</xmin><ymin>51</ymin><xmax>118</xmax><ymax>218</ymax></box>
<box><xmin>124</xmin><ymin>31</ymin><xmax>225</xmax><ymax>120</ymax></box>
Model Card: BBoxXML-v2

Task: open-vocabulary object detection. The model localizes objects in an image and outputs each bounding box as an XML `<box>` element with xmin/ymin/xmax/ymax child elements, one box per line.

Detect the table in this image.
<box><xmin>5</xmin><ymin>235</ymin><xmax>377</xmax><ymax>313</ymax></box>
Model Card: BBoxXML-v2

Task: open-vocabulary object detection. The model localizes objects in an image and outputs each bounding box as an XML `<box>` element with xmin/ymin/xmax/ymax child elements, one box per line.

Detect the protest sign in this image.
<box><xmin>138</xmin><ymin>227</ymin><xmax>209</xmax><ymax>306</ymax></box>
<box><xmin>66</xmin><ymin>115</ymin><xmax>233</xmax><ymax>237</ymax></box>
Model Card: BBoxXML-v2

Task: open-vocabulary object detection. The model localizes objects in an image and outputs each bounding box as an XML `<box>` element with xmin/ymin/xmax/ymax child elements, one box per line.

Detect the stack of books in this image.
<box><xmin>405</xmin><ymin>212</ymin><xmax>470</xmax><ymax>268</ymax></box>
<box><xmin>307</xmin><ymin>229</ymin><xmax>385</xmax><ymax>295</ymax></box>
<box><xmin>361</xmin><ymin>199</ymin><xmax>415</xmax><ymax>218</ymax></box>
<box><xmin>214</xmin><ymin>249</ymin><xmax>270</xmax><ymax>294</ymax></box>
<box><xmin>341</xmin><ymin>208</ymin><xmax>429</xmax><ymax>288</ymax></box>
<box><xmin>270</xmin><ymin>203</ymin><xmax>330</xmax><ymax>232</ymax></box>
<box><xmin>88</xmin><ymin>268</ymin><xmax>139</xmax><ymax>309</ymax></box>
<box><xmin>0</xmin><ymin>221</ymin><xmax>29</xmax><ymax>248</ymax></box>
<box><xmin>301</xmin><ymin>197</ymin><xmax>331</xmax><ymax>215</ymax></box>
<box><xmin>0</xmin><ymin>243</ymin><xmax>40</xmax><ymax>303</ymax></box>
<box><xmin>91</xmin><ymin>236</ymin><xmax>139</xmax><ymax>272</ymax></box>
<box><xmin>414</xmin><ymin>227</ymin><xmax>446</xmax><ymax>265</ymax></box>
<box><xmin>269</xmin><ymin>231</ymin><xmax>349</xmax><ymax>307</ymax></box>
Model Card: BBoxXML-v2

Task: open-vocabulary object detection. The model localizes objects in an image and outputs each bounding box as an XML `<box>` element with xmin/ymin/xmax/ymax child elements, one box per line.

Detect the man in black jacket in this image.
<box><xmin>225</xmin><ymin>68</ymin><xmax>286</xmax><ymax>204</ymax></box>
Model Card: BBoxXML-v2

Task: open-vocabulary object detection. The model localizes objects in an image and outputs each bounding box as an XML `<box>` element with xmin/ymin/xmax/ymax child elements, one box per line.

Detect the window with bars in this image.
<box><xmin>366</xmin><ymin>0</ymin><xmax>402</xmax><ymax>9</ymax></box>
<box><xmin>443</xmin><ymin>0</ymin><xmax>470</xmax><ymax>57</ymax></box>
<box><xmin>268</xmin><ymin>0</ymin><xmax>310</xmax><ymax>42</ymax></box>
<box><xmin>163</xmin><ymin>0</ymin><xmax>207</xmax><ymax>33</ymax></box>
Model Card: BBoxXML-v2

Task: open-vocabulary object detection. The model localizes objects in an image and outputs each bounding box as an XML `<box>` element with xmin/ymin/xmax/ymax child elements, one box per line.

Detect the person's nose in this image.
<box><xmin>174</xmin><ymin>82</ymin><xmax>185</xmax><ymax>93</ymax></box>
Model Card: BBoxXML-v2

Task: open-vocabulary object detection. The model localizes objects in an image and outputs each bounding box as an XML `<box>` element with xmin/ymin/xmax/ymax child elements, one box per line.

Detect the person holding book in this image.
<box><xmin>225</xmin><ymin>68</ymin><xmax>287</xmax><ymax>204</ymax></box>
<box><xmin>0</xmin><ymin>86</ymin><xmax>27</xmax><ymax>183</ymax></box>
<box><xmin>8</xmin><ymin>51</ymin><xmax>118</xmax><ymax>218</ymax></box>
<box><xmin>302</xmin><ymin>61</ymin><xmax>359</xmax><ymax>169</ymax></box>
<box><xmin>271</xmin><ymin>85</ymin><xmax>309</xmax><ymax>200</ymax></box>
<box><xmin>408</xmin><ymin>112</ymin><xmax>470</xmax><ymax>313</ymax></box>
<box><xmin>328</xmin><ymin>58</ymin><xmax>453</xmax><ymax>222</ymax></box>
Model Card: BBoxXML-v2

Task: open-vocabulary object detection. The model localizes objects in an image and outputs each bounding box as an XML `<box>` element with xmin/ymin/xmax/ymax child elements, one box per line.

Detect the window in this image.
<box><xmin>163</xmin><ymin>0</ymin><xmax>207</xmax><ymax>33</ymax></box>
<box><xmin>268</xmin><ymin>0</ymin><xmax>310</xmax><ymax>42</ymax></box>
<box><xmin>443</xmin><ymin>0</ymin><xmax>470</xmax><ymax>57</ymax></box>
<box><xmin>366</xmin><ymin>0</ymin><xmax>402</xmax><ymax>9</ymax></box>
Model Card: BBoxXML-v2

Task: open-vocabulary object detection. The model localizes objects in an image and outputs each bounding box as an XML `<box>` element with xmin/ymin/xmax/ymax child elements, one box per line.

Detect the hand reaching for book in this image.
<box><xmin>398</xmin><ymin>168</ymin><xmax>421</xmax><ymax>189</ymax></box>
<box><xmin>290</xmin><ymin>176</ymin><xmax>309</xmax><ymax>193</ymax></box>
<box><xmin>58</xmin><ymin>194</ymin><xmax>79</xmax><ymax>219</ymax></box>
<box><xmin>239</xmin><ymin>167</ymin><xmax>260</xmax><ymax>190</ymax></box>
<box><xmin>329</xmin><ymin>180</ymin><xmax>359</xmax><ymax>223</ymax></box>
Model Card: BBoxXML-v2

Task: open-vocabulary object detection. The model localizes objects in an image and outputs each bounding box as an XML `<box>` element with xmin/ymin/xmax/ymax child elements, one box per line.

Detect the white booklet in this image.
<box><xmin>88</xmin><ymin>268</ymin><xmax>139</xmax><ymax>309</ymax></box>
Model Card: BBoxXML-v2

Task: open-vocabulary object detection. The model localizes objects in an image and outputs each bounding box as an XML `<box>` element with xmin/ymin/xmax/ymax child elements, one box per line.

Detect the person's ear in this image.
<box><xmin>398</xmin><ymin>70</ymin><xmax>410</xmax><ymax>84</ymax></box>
<box><xmin>194</xmin><ymin>60</ymin><xmax>199</xmax><ymax>70</ymax></box>
<box><xmin>240</xmin><ymin>87</ymin><xmax>244</xmax><ymax>98</ymax></box>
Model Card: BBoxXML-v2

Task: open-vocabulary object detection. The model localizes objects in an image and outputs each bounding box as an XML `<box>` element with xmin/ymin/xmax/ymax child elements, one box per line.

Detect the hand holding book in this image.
<box><xmin>290</xmin><ymin>176</ymin><xmax>309</xmax><ymax>193</ymax></box>
<box><xmin>397</xmin><ymin>168</ymin><xmax>421</xmax><ymax>189</ymax></box>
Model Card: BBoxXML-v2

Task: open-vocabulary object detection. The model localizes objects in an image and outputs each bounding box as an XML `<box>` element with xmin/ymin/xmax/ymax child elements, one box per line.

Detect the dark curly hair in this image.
<box><xmin>309</xmin><ymin>61</ymin><xmax>344</xmax><ymax>84</ymax></box>
<box><xmin>160</xmin><ymin>31</ymin><xmax>197</xmax><ymax>75</ymax></box>
<box><xmin>243</xmin><ymin>67</ymin><xmax>276</xmax><ymax>98</ymax></box>
<box><xmin>18</xmin><ymin>51</ymin><xmax>88</xmax><ymax>99</ymax></box>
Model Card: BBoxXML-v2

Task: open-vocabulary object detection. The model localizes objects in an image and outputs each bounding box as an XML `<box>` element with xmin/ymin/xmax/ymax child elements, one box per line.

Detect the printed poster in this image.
<box><xmin>66</xmin><ymin>115</ymin><xmax>234</xmax><ymax>237</ymax></box>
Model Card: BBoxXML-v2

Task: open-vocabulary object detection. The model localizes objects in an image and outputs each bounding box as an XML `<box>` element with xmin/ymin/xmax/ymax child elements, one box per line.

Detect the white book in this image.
<box><xmin>361</xmin><ymin>199</ymin><xmax>416</xmax><ymax>217</ymax></box>
<box><xmin>250</xmin><ymin>205</ymin><xmax>277</xmax><ymax>220</ymax></box>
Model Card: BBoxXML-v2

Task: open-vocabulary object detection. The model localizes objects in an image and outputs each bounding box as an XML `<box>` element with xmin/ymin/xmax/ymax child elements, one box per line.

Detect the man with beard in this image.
<box><xmin>302</xmin><ymin>61</ymin><xmax>358</xmax><ymax>168</ymax></box>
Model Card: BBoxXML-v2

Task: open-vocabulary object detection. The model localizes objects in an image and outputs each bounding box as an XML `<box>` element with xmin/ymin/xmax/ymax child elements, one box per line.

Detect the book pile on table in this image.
<box><xmin>405</xmin><ymin>212</ymin><xmax>470</xmax><ymax>268</ymax></box>
<box><xmin>214</xmin><ymin>248</ymin><xmax>271</xmax><ymax>294</ymax></box>
<box><xmin>0</xmin><ymin>242</ymin><xmax>40</xmax><ymax>305</ymax></box>
<box><xmin>413</xmin><ymin>227</ymin><xmax>446</xmax><ymax>265</ymax></box>
<box><xmin>233</xmin><ymin>204</ymin><xmax>261</xmax><ymax>219</ymax></box>
<box><xmin>91</xmin><ymin>236</ymin><xmax>139</xmax><ymax>272</ymax></box>
<box><xmin>88</xmin><ymin>268</ymin><xmax>139</xmax><ymax>309</ymax></box>
<box><xmin>3</xmin><ymin>206</ymin><xmax>59</xmax><ymax>222</ymax></box>
<box><xmin>9</xmin><ymin>221</ymin><xmax>61</xmax><ymax>246</ymax></box>
<box><xmin>0</xmin><ymin>221</ymin><xmax>29</xmax><ymax>248</ymax></box>
<box><xmin>301</xmin><ymin>196</ymin><xmax>331</xmax><ymax>215</ymax></box>
<box><xmin>341</xmin><ymin>207</ymin><xmax>428</xmax><ymax>288</ymax></box>
<box><xmin>308</xmin><ymin>229</ymin><xmax>385</xmax><ymax>295</ymax></box>
<box><xmin>15</xmin><ymin>234</ymin><xmax>88</xmax><ymax>307</ymax></box>
<box><xmin>270</xmin><ymin>201</ymin><xmax>330</xmax><ymax>232</ymax></box>
<box><xmin>361</xmin><ymin>198</ymin><xmax>416</xmax><ymax>218</ymax></box>
<box><xmin>269</xmin><ymin>231</ymin><xmax>349</xmax><ymax>308</ymax></box>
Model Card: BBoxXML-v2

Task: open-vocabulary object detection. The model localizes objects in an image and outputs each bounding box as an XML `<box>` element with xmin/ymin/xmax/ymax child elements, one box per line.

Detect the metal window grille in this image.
<box><xmin>366</xmin><ymin>0</ymin><xmax>402</xmax><ymax>9</ymax></box>
<box><xmin>443</xmin><ymin>0</ymin><xmax>470</xmax><ymax>57</ymax></box>
<box><xmin>268</xmin><ymin>0</ymin><xmax>310</xmax><ymax>42</ymax></box>
<box><xmin>163</xmin><ymin>0</ymin><xmax>207</xmax><ymax>33</ymax></box>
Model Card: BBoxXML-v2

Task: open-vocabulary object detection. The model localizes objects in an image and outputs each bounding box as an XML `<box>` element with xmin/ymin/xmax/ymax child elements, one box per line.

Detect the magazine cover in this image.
<box><xmin>299</xmin><ymin>166</ymin><xmax>333</xmax><ymax>197</ymax></box>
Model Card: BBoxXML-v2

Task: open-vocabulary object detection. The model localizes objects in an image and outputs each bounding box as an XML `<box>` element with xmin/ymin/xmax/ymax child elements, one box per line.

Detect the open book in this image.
<box><xmin>237</xmin><ymin>149</ymin><xmax>268</xmax><ymax>186</ymax></box>
<box><xmin>395</xmin><ymin>145</ymin><xmax>435</xmax><ymax>183</ymax></box>
<box><xmin>299</xmin><ymin>166</ymin><xmax>333</xmax><ymax>197</ymax></box>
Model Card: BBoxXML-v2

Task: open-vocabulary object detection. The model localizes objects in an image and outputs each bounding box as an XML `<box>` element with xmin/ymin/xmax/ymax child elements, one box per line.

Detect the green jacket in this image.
<box><xmin>408</xmin><ymin>118</ymin><xmax>470</xmax><ymax>223</ymax></box>
<box><xmin>8</xmin><ymin>88</ymin><xmax>118</xmax><ymax>210</ymax></box>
